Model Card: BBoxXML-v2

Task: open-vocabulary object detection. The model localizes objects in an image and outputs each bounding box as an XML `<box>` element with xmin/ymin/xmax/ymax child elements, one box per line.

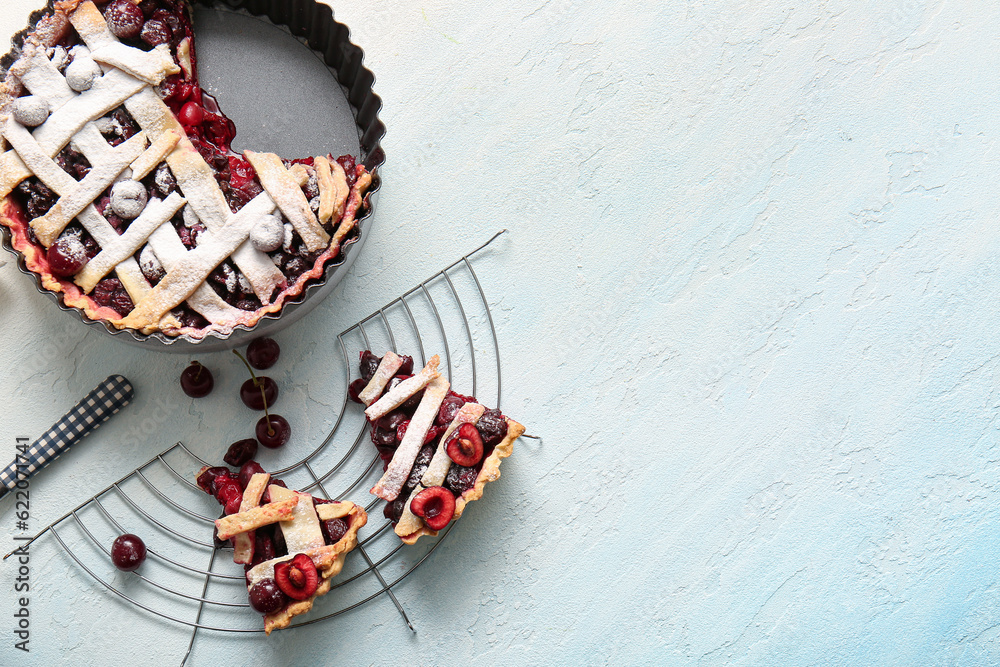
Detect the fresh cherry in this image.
<box><xmin>447</xmin><ymin>423</ymin><xmax>484</xmax><ymax>467</ymax></box>
<box><xmin>224</xmin><ymin>489</ymin><xmax>244</xmax><ymax>515</ymax></box>
<box><xmin>104</xmin><ymin>0</ymin><xmax>144</xmax><ymax>40</ymax></box>
<box><xmin>251</xmin><ymin>531</ymin><xmax>276</xmax><ymax>567</ymax></box>
<box><xmin>47</xmin><ymin>236</ymin><xmax>88</xmax><ymax>277</ymax></box>
<box><xmin>406</xmin><ymin>446</ymin><xmax>435</xmax><ymax>490</ymax></box>
<box><xmin>240</xmin><ymin>377</ymin><xmax>278</xmax><ymax>410</ymax></box>
<box><xmin>216</xmin><ymin>479</ymin><xmax>243</xmax><ymax>509</ymax></box>
<box><xmin>397</xmin><ymin>355</ymin><xmax>415</xmax><ymax>375</ymax></box>
<box><xmin>377</xmin><ymin>411</ymin><xmax>408</xmax><ymax>432</ymax></box>
<box><xmin>384</xmin><ymin>497</ymin><xmax>406</xmax><ymax>523</ymax></box>
<box><xmin>233</xmin><ymin>350</ymin><xmax>278</xmax><ymax>410</ymax></box>
<box><xmin>395</xmin><ymin>420</ymin><xmax>409</xmax><ymax>443</ymax></box>
<box><xmin>238</xmin><ymin>460</ymin><xmax>266</xmax><ymax>490</ymax></box>
<box><xmin>111</xmin><ymin>533</ymin><xmax>147</xmax><ymax>571</ymax></box>
<box><xmin>256</xmin><ymin>415</ymin><xmax>290</xmax><ymax>448</ymax></box>
<box><xmin>249</xmin><ymin>578</ymin><xmax>288</xmax><ymax>614</ymax></box>
<box><xmin>180</xmin><ymin>361</ymin><xmax>213</xmax><ymax>398</ymax></box>
<box><xmin>371</xmin><ymin>426</ymin><xmax>396</xmax><ymax>448</ymax></box>
<box><xmin>247</xmin><ymin>338</ymin><xmax>280</xmax><ymax>370</ymax></box>
<box><xmin>224</xmin><ymin>439</ymin><xmax>258</xmax><ymax>467</ymax></box>
<box><xmin>409</xmin><ymin>486</ymin><xmax>456</xmax><ymax>531</ymax></box>
<box><xmin>274</xmin><ymin>553</ymin><xmax>318</xmax><ymax>600</ymax></box>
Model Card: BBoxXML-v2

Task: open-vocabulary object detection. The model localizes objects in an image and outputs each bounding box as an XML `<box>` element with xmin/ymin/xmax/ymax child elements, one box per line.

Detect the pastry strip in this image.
<box><xmin>365</xmin><ymin>355</ymin><xmax>440</xmax><ymax>421</ymax></box>
<box><xmin>121</xmin><ymin>191</ymin><xmax>281</xmax><ymax>329</ymax></box>
<box><xmin>233</xmin><ymin>472</ymin><xmax>270</xmax><ymax>565</ymax></box>
<box><xmin>371</xmin><ymin>376</ymin><xmax>450</xmax><ymax>501</ymax></box>
<box><xmin>75</xmin><ymin>192</ymin><xmax>186</xmax><ymax>292</ymax></box>
<box><xmin>29</xmin><ymin>132</ymin><xmax>147</xmax><ymax>246</ymax></box>
<box><xmin>330</xmin><ymin>171</ymin><xmax>372</xmax><ymax>250</ymax></box>
<box><xmin>316</xmin><ymin>501</ymin><xmax>354</xmax><ymax>520</ymax></box>
<box><xmin>245</xmin><ymin>150</ymin><xmax>329</xmax><ymax>252</ymax></box>
<box><xmin>12</xmin><ymin>44</ymin><xmax>76</xmax><ymax>109</ymax></box>
<box><xmin>215</xmin><ymin>496</ymin><xmax>298</xmax><ymax>540</ymax></box>
<box><xmin>145</xmin><ymin>221</ymin><xmax>243</xmax><ymax>323</ymax></box>
<box><xmin>268</xmin><ymin>485</ymin><xmax>325</xmax><ymax>553</ymax></box>
<box><xmin>88</xmin><ymin>42</ymin><xmax>180</xmax><ymax>85</ymax></box>
<box><xmin>394</xmin><ymin>402</ymin><xmax>486</xmax><ymax>537</ymax></box>
<box><xmin>358</xmin><ymin>351</ymin><xmax>403</xmax><ymax>406</ymax></box>
<box><xmin>314</xmin><ymin>155</ymin><xmax>348</xmax><ymax>225</ymax></box>
<box><xmin>124</xmin><ymin>88</ymin><xmax>286</xmax><ymax>303</ymax></box>
<box><xmin>129</xmin><ymin>128</ymin><xmax>180</xmax><ymax>180</ymax></box>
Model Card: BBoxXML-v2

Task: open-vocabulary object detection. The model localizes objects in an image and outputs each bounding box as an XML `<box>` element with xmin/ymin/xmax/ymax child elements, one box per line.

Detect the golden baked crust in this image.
<box><xmin>262</xmin><ymin>503</ymin><xmax>367</xmax><ymax>634</ymax></box>
<box><xmin>0</xmin><ymin>0</ymin><xmax>373</xmax><ymax>339</ymax></box>
<box><xmin>399</xmin><ymin>418</ymin><xmax>524</xmax><ymax>545</ymax></box>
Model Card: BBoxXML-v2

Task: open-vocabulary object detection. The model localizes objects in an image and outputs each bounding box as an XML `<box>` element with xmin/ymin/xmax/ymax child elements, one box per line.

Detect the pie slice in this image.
<box><xmin>196</xmin><ymin>461</ymin><xmax>368</xmax><ymax>634</ymax></box>
<box><xmin>0</xmin><ymin>0</ymin><xmax>374</xmax><ymax>338</ymax></box>
<box><xmin>349</xmin><ymin>350</ymin><xmax>525</xmax><ymax>544</ymax></box>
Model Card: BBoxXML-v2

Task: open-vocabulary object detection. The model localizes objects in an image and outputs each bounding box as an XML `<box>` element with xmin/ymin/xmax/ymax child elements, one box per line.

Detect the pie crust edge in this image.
<box><xmin>0</xmin><ymin>0</ymin><xmax>374</xmax><ymax>340</ymax></box>
<box><xmin>399</xmin><ymin>417</ymin><xmax>525</xmax><ymax>545</ymax></box>
<box><xmin>262</xmin><ymin>503</ymin><xmax>368</xmax><ymax>635</ymax></box>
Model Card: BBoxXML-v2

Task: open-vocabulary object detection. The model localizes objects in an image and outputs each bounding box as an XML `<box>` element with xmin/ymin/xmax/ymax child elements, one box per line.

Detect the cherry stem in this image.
<box><xmin>192</xmin><ymin>360</ymin><xmax>203</xmax><ymax>382</ymax></box>
<box><xmin>232</xmin><ymin>349</ymin><xmax>260</xmax><ymax>387</ymax></box>
<box><xmin>260</xmin><ymin>383</ymin><xmax>275</xmax><ymax>436</ymax></box>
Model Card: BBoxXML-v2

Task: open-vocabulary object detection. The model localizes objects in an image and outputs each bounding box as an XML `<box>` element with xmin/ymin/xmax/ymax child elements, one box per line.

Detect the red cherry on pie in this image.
<box><xmin>409</xmin><ymin>486</ymin><xmax>456</xmax><ymax>531</ymax></box>
<box><xmin>249</xmin><ymin>578</ymin><xmax>288</xmax><ymax>614</ymax></box>
<box><xmin>447</xmin><ymin>423</ymin><xmax>484</xmax><ymax>467</ymax></box>
<box><xmin>274</xmin><ymin>553</ymin><xmax>319</xmax><ymax>600</ymax></box>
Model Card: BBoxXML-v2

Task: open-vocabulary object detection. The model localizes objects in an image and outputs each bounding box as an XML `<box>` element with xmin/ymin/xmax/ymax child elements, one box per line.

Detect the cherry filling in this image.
<box><xmin>4</xmin><ymin>0</ymin><xmax>367</xmax><ymax>332</ymax></box>
<box><xmin>195</xmin><ymin>460</ymin><xmax>354</xmax><ymax>616</ymax></box>
<box><xmin>350</xmin><ymin>350</ymin><xmax>511</xmax><ymax>528</ymax></box>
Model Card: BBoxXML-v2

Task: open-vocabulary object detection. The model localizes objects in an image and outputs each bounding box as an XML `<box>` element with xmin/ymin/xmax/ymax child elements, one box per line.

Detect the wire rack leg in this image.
<box><xmin>304</xmin><ymin>462</ymin><xmax>414</xmax><ymax>632</ymax></box>
<box><xmin>180</xmin><ymin>548</ymin><xmax>219</xmax><ymax>666</ymax></box>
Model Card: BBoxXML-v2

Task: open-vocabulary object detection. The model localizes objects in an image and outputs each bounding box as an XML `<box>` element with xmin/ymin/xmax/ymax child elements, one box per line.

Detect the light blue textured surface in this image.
<box><xmin>3</xmin><ymin>0</ymin><xmax>1000</xmax><ymax>664</ymax></box>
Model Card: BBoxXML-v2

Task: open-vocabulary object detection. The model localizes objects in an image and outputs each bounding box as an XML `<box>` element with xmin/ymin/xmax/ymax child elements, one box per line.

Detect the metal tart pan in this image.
<box><xmin>0</xmin><ymin>0</ymin><xmax>385</xmax><ymax>353</ymax></box>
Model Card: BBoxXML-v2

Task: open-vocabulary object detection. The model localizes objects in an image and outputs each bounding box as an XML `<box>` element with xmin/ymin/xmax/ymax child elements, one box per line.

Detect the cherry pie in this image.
<box><xmin>196</xmin><ymin>460</ymin><xmax>368</xmax><ymax>634</ymax></box>
<box><xmin>0</xmin><ymin>0</ymin><xmax>373</xmax><ymax>338</ymax></box>
<box><xmin>349</xmin><ymin>351</ymin><xmax>525</xmax><ymax>544</ymax></box>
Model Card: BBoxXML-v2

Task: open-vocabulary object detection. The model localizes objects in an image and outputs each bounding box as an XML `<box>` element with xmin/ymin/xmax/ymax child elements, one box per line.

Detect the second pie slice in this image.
<box><xmin>196</xmin><ymin>463</ymin><xmax>368</xmax><ymax>633</ymax></box>
<box><xmin>349</xmin><ymin>350</ymin><xmax>525</xmax><ymax>544</ymax></box>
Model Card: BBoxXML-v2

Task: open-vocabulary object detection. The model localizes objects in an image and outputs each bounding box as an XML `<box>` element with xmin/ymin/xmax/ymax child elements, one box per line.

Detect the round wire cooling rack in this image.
<box><xmin>4</xmin><ymin>230</ymin><xmax>537</xmax><ymax>662</ymax></box>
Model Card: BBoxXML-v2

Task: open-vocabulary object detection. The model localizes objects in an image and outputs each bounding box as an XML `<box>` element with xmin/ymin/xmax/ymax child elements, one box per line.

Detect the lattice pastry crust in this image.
<box><xmin>0</xmin><ymin>0</ymin><xmax>372</xmax><ymax>338</ymax></box>
<box><xmin>397</xmin><ymin>418</ymin><xmax>524</xmax><ymax>545</ymax></box>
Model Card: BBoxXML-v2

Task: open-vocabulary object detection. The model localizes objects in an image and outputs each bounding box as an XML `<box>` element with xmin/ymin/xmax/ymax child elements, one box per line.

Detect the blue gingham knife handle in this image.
<box><xmin>0</xmin><ymin>375</ymin><xmax>133</xmax><ymax>495</ymax></box>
